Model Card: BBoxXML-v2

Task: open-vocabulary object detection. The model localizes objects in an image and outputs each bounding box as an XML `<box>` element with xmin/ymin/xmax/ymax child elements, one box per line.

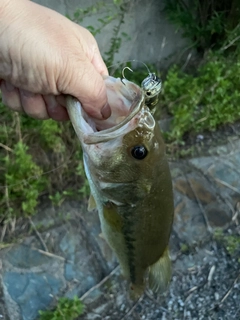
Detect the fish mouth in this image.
<box><xmin>67</xmin><ymin>76</ymin><xmax>144</xmax><ymax>145</ymax></box>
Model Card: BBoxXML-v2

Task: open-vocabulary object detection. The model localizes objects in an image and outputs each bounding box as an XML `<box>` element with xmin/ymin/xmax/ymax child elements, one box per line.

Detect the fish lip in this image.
<box><xmin>83</xmin><ymin>90</ymin><xmax>144</xmax><ymax>145</ymax></box>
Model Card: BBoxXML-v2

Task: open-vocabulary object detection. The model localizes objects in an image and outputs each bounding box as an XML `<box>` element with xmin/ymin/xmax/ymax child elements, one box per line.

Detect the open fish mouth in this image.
<box><xmin>66</xmin><ymin>76</ymin><xmax>144</xmax><ymax>144</ymax></box>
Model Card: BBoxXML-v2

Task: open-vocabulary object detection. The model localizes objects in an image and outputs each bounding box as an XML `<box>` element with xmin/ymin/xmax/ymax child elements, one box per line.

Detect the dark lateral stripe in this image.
<box><xmin>122</xmin><ymin>209</ymin><xmax>136</xmax><ymax>284</ymax></box>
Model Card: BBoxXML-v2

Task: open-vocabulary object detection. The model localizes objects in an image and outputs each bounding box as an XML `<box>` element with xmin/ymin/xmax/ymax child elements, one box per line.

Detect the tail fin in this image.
<box><xmin>148</xmin><ymin>247</ymin><xmax>172</xmax><ymax>294</ymax></box>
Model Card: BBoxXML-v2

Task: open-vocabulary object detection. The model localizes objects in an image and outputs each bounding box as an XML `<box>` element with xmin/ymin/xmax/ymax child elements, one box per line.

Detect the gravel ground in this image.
<box><xmin>78</xmin><ymin>225</ymin><xmax>240</xmax><ymax>320</ymax></box>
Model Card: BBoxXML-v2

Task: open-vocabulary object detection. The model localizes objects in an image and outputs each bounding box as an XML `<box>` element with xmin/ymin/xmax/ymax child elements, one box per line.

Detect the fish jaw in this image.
<box><xmin>66</xmin><ymin>76</ymin><xmax>144</xmax><ymax>145</ymax></box>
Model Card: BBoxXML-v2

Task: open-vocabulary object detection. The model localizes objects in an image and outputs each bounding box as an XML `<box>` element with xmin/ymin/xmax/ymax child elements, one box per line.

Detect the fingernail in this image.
<box><xmin>5</xmin><ymin>81</ymin><xmax>15</xmax><ymax>92</ymax></box>
<box><xmin>101</xmin><ymin>103</ymin><xmax>111</xmax><ymax>119</ymax></box>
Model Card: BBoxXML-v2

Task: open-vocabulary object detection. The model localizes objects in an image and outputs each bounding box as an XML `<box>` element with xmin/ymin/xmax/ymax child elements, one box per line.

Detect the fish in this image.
<box><xmin>66</xmin><ymin>75</ymin><xmax>174</xmax><ymax>298</ymax></box>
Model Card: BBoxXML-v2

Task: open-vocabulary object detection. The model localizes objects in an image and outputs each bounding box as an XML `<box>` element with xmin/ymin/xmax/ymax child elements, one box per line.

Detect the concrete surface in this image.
<box><xmin>32</xmin><ymin>0</ymin><xmax>190</xmax><ymax>69</ymax></box>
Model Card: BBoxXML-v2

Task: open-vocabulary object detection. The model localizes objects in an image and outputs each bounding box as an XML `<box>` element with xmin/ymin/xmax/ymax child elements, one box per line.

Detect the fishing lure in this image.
<box><xmin>121</xmin><ymin>61</ymin><xmax>162</xmax><ymax>111</ymax></box>
<box><xmin>141</xmin><ymin>72</ymin><xmax>162</xmax><ymax>110</ymax></box>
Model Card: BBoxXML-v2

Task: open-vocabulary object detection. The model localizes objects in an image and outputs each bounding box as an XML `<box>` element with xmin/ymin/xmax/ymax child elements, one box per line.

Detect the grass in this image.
<box><xmin>159</xmin><ymin>52</ymin><xmax>240</xmax><ymax>143</ymax></box>
<box><xmin>0</xmin><ymin>100</ymin><xmax>89</xmax><ymax>234</ymax></box>
<box><xmin>38</xmin><ymin>296</ymin><xmax>84</xmax><ymax>320</ymax></box>
<box><xmin>214</xmin><ymin>228</ymin><xmax>240</xmax><ymax>263</ymax></box>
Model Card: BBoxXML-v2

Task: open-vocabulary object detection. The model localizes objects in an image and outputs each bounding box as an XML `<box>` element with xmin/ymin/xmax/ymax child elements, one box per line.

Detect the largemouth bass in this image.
<box><xmin>66</xmin><ymin>75</ymin><xmax>174</xmax><ymax>298</ymax></box>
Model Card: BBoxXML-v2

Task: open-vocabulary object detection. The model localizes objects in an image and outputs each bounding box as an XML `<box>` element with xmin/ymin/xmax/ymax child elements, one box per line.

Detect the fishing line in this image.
<box><xmin>107</xmin><ymin>59</ymin><xmax>152</xmax><ymax>75</ymax></box>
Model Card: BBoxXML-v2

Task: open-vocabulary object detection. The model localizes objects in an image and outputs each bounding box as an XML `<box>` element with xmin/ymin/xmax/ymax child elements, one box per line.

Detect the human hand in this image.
<box><xmin>0</xmin><ymin>0</ymin><xmax>110</xmax><ymax>121</ymax></box>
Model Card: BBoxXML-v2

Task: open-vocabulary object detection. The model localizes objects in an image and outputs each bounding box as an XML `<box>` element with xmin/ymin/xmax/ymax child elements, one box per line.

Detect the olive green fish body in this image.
<box><xmin>67</xmin><ymin>76</ymin><xmax>174</xmax><ymax>297</ymax></box>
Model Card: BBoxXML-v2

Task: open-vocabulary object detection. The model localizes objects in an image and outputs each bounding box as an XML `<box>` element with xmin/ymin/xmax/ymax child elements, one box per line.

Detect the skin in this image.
<box><xmin>0</xmin><ymin>0</ymin><xmax>110</xmax><ymax>121</ymax></box>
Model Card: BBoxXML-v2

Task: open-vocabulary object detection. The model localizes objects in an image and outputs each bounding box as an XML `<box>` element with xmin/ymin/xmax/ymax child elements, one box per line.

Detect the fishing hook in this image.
<box><xmin>121</xmin><ymin>66</ymin><xmax>133</xmax><ymax>85</ymax></box>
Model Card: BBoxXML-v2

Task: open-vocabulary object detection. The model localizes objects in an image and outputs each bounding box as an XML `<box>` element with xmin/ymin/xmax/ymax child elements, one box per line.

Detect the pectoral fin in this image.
<box><xmin>87</xmin><ymin>194</ymin><xmax>97</xmax><ymax>211</ymax></box>
<box><xmin>148</xmin><ymin>246</ymin><xmax>172</xmax><ymax>294</ymax></box>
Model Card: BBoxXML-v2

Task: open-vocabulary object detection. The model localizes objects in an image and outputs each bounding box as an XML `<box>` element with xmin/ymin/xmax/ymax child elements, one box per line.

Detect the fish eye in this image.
<box><xmin>131</xmin><ymin>145</ymin><xmax>148</xmax><ymax>160</ymax></box>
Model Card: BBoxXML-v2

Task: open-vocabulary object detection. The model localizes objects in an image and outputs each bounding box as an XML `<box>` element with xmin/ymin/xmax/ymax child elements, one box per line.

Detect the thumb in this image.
<box><xmin>63</xmin><ymin>57</ymin><xmax>110</xmax><ymax>120</ymax></box>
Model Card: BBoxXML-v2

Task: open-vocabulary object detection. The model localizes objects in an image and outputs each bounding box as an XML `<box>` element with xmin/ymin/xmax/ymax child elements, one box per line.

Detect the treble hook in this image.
<box><xmin>121</xmin><ymin>66</ymin><xmax>133</xmax><ymax>85</ymax></box>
